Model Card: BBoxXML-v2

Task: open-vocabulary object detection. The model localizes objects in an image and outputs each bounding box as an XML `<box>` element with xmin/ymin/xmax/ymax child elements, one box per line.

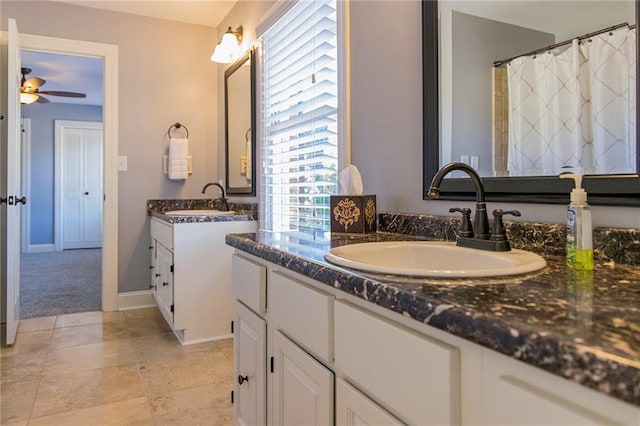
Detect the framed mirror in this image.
<box><xmin>225</xmin><ymin>47</ymin><xmax>256</xmax><ymax>196</ymax></box>
<box><xmin>423</xmin><ymin>1</ymin><xmax>640</xmax><ymax>206</ymax></box>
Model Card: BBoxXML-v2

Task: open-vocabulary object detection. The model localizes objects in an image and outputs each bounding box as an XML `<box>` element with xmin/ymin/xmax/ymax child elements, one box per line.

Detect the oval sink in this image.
<box><xmin>324</xmin><ymin>241</ymin><xmax>547</xmax><ymax>278</ymax></box>
<box><xmin>165</xmin><ymin>209</ymin><xmax>234</xmax><ymax>217</ymax></box>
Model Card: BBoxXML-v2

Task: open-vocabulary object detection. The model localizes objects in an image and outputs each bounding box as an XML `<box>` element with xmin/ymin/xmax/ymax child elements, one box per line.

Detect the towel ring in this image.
<box><xmin>168</xmin><ymin>122</ymin><xmax>189</xmax><ymax>139</ymax></box>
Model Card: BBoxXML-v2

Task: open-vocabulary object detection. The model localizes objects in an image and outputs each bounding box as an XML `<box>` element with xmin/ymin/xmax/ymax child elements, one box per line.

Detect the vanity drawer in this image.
<box><xmin>268</xmin><ymin>271</ymin><xmax>333</xmax><ymax>362</ymax></box>
<box><xmin>335</xmin><ymin>301</ymin><xmax>460</xmax><ymax>425</ymax></box>
<box><xmin>232</xmin><ymin>254</ymin><xmax>267</xmax><ymax>314</ymax></box>
<box><xmin>150</xmin><ymin>218</ymin><xmax>173</xmax><ymax>250</ymax></box>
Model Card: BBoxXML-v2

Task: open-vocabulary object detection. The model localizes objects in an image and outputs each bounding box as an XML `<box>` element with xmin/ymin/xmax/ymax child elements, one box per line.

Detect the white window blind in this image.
<box><xmin>260</xmin><ymin>0</ymin><xmax>339</xmax><ymax>241</ymax></box>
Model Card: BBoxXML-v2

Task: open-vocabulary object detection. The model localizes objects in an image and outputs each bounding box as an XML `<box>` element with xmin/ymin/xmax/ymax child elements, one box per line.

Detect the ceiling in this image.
<box><xmin>21</xmin><ymin>1</ymin><xmax>238</xmax><ymax>107</ymax></box>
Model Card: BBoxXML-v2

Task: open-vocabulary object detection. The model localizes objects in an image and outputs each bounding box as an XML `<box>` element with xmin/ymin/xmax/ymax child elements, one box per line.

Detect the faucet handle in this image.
<box><xmin>490</xmin><ymin>209</ymin><xmax>521</xmax><ymax>241</ymax></box>
<box><xmin>449</xmin><ymin>207</ymin><xmax>474</xmax><ymax>238</ymax></box>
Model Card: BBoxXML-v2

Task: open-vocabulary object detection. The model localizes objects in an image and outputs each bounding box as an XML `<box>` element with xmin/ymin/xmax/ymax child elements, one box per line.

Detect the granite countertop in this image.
<box><xmin>147</xmin><ymin>199</ymin><xmax>257</xmax><ymax>224</ymax></box>
<box><xmin>225</xmin><ymin>230</ymin><xmax>640</xmax><ymax>407</ymax></box>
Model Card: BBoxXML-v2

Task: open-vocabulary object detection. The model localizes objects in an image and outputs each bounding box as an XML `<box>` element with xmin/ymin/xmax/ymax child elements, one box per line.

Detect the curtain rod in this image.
<box><xmin>493</xmin><ymin>22</ymin><xmax>636</xmax><ymax>67</ymax></box>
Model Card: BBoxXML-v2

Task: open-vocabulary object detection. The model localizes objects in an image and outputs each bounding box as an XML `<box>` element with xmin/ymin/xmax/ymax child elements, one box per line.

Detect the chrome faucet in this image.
<box><xmin>428</xmin><ymin>162</ymin><xmax>520</xmax><ymax>251</ymax></box>
<box><xmin>428</xmin><ymin>162</ymin><xmax>490</xmax><ymax>239</ymax></box>
<box><xmin>201</xmin><ymin>182</ymin><xmax>229</xmax><ymax>211</ymax></box>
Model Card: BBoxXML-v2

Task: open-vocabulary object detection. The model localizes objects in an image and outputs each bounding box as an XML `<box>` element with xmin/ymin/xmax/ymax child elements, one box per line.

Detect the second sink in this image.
<box><xmin>165</xmin><ymin>209</ymin><xmax>234</xmax><ymax>217</ymax></box>
<box><xmin>324</xmin><ymin>241</ymin><xmax>547</xmax><ymax>278</ymax></box>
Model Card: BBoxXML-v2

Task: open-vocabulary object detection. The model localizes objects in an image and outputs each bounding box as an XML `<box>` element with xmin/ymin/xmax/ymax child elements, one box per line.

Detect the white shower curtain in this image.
<box><xmin>507</xmin><ymin>27</ymin><xmax>636</xmax><ymax>176</ymax></box>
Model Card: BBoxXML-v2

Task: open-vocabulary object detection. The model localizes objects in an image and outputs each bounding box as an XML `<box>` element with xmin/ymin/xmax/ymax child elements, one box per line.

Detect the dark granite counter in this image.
<box><xmin>147</xmin><ymin>199</ymin><xmax>257</xmax><ymax>224</ymax></box>
<box><xmin>225</xmin><ymin>223</ymin><xmax>640</xmax><ymax>407</ymax></box>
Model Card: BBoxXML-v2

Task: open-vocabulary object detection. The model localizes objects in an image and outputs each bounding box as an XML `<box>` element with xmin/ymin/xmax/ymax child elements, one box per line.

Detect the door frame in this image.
<box><xmin>54</xmin><ymin>120</ymin><xmax>104</xmax><ymax>251</ymax></box>
<box><xmin>20</xmin><ymin>33</ymin><xmax>119</xmax><ymax>311</ymax></box>
<box><xmin>20</xmin><ymin>118</ymin><xmax>32</xmax><ymax>253</ymax></box>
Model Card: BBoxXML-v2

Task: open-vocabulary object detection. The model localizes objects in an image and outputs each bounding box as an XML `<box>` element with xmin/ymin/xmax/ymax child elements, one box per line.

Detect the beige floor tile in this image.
<box><xmin>29</xmin><ymin>397</ymin><xmax>153</xmax><ymax>426</ymax></box>
<box><xmin>1</xmin><ymin>350</ymin><xmax>47</xmax><ymax>384</ymax></box>
<box><xmin>0</xmin><ymin>379</ymin><xmax>39</xmax><ymax>424</ymax></box>
<box><xmin>2</xmin><ymin>420</ymin><xmax>28</xmax><ymax>426</ymax></box>
<box><xmin>139</xmin><ymin>349</ymin><xmax>232</xmax><ymax>396</ymax></box>
<box><xmin>214</xmin><ymin>338</ymin><xmax>233</xmax><ymax>349</ymax></box>
<box><xmin>148</xmin><ymin>382</ymin><xmax>233</xmax><ymax>426</ymax></box>
<box><xmin>0</xmin><ymin>329</ymin><xmax>53</xmax><ymax>358</ymax></box>
<box><xmin>122</xmin><ymin>307</ymin><xmax>163</xmax><ymax>320</ymax></box>
<box><xmin>130</xmin><ymin>332</ymin><xmax>218</xmax><ymax>362</ymax></box>
<box><xmin>125</xmin><ymin>315</ymin><xmax>171</xmax><ymax>338</ymax></box>
<box><xmin>55</xmin><ymin>311</ymin><xmax>125</xmax><ymax>329</ymax></box>
<box><xmin>31</xmin><ymin>364</ymin><xmax>145</xmax><ymax>418</ymax></box>
<box><xmin>44</xmin><ymin>338</ymin><xmax>136</xmax><ymax>377</ymax></box>
<box><xmin>50</xmin><ymin>321</ymin><xmax>129</xmax><ymax>349</ymax></box>
<box><xmin>18</xmin><ymin>316</ymin><xmax>57</xmax><ymax>333</ymax></box>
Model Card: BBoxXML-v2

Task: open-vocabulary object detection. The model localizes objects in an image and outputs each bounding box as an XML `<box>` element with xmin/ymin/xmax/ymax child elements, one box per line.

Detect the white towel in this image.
<box><xmin>168</xmin><ymin>138</ymin><xmax>189</xmax><ymax>180</ymax></box>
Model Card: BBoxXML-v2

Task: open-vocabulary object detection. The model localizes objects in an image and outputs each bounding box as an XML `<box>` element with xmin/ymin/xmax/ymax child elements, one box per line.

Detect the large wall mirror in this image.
<box><xmin>423</xmin><ymin>1</ymin><xmax>640</xmax><ymax>205</ymax></box>
<box><xmin>225</xmin><ymin>47</ymin><xmax>256</xmax><ymax>196</ymax></box>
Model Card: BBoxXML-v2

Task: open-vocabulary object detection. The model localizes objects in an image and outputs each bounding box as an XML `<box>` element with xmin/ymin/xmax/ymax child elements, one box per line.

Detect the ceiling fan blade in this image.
<box><xmin>38</xmin><ymin>91</ymin><xmax>86</xmax><ymax>98</ymax></box>
<box><xmin>23</xmin><ymin>77</ymin><xmax>46</xmax><ymax>90</ymax></box>
<box><xmin>35</xmin><ymin>95</ymin><xmax>50</xmax><ymax>104</ymax></box>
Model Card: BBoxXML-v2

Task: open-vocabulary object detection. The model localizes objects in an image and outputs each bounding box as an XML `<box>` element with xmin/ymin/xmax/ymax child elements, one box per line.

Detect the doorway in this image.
<box><xmin>17</xmin><ymin>31</ymin><xmax>119</xmax><ymax>315</ymax></box>
<box><xmin>19</xmin><ymin>51</ymin><xmax>105</xmax><ymax>318</ymax></box>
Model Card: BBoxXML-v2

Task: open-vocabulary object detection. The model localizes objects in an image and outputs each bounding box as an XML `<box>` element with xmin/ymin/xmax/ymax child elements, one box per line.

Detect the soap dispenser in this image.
<box><xmin>559</xmin><ymin>173</ymin><xmax>594</xmax><ymax>270</ymax></box>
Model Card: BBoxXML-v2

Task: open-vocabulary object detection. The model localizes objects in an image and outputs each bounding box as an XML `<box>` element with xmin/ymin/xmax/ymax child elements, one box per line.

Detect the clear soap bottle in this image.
<box><xmin>560</xmin><ymin>173</ymin><xmax>594</xmax><ymax>270</ymax></box>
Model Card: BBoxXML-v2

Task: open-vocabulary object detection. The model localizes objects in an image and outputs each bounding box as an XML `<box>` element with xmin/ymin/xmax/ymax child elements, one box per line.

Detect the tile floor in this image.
<box><xmin>1</xmin><ymin>308</ymin><xmax>234</xmax><ymax>425</ymax></box>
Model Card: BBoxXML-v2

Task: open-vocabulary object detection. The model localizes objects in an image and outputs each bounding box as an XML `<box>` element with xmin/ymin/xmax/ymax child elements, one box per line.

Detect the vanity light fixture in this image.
<box><xmin>20</xmin><ymin>92</ymin><xmax>39</xmax><ymax>104</ymax></box>
<box><xmin>210</xmin><ymin>25</ymin><xmax>243</xmax><ymax>64</ymax></box>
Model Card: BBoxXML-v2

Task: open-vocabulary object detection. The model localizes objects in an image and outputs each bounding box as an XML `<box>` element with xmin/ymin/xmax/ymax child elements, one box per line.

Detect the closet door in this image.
<box><xmin>57</xmin><ymin>121</ymin><xmax>103</xmax><ymax>249</ymax></box>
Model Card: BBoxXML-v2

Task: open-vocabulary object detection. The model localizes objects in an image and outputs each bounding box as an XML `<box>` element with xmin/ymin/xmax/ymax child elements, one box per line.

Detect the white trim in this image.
<box><xmin>54</xmin><ymin>120</ymin><xmax>104</xmax><ymax>252</ymax></box>
<box><xmin>20</xmin><ymin>118</ymin><xmax>31</xmax><ymax>253</ymax></box>
<box><xmin>256</xmin><ymin>0</ymin><xmax>297</xmax><ymax>37</ymax></box>
<box><xmin>117</xmin><ymin>290</ymin><xmax>156</xmax><ymax>311</ymax></box>
<box><xmin>21</xmin><ymin>33</ymin><xmax>119</xmax><ymax>312</ymax></box>
<box><xmin>337</xmin><ymin>0</ymin><xmax>351</xmax><ymax>169</ymax></box>
<box><xmin>27</xmin><ymin>244</ymin><xmax>55</xmax><ymax>253</ymax></box>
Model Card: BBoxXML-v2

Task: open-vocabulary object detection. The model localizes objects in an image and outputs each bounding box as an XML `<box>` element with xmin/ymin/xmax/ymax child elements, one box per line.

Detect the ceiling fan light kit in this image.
<box><xmin>20</xmin><ymin>67</ymin><xmax>87</xmax><ymax>104</ymax></box>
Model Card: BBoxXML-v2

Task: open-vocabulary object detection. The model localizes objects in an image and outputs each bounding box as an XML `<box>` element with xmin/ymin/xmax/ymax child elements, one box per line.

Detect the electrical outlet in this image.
<box><xmin>118</xmin><ymin>156</ymin><xmax>128</xmax><ymax>172</ymax></box>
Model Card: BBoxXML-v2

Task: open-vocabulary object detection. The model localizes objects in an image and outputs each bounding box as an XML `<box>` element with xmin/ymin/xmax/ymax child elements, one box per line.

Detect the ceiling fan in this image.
<box><xmin>20</xmin><ymin>67</ymin><xmax>86</xmax><ymax>104</ymax></box>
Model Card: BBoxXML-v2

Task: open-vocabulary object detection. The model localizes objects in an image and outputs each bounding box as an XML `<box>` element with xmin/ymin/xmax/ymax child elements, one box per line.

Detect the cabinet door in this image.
<box><xmin>235</xmin><ymin>301</ymin><xmax>267</xmax><ymax>426</ymax></box>
<box><xmin>156</xmin><ymin>243</ymin><xmax>174</xmax><ymax>326</ymax></box>
<box><xmin>150</xmin><ymin>239</ymin><xmax>159</xmax><ymax>298</ymax></box>
<box><xmin>336</xmin><ymin>378</ymin><xmax>403</xmax><ymax>426</ymax></box>
<box><xmin>271</xmin><ymin>329</ymin><xmax>334</xmax><ymax>426</ymax></box>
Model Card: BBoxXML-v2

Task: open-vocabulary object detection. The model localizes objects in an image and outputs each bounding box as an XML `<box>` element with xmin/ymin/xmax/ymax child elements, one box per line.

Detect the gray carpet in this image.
<box><xmin>20</xmin><ymin>249</ymin><xmax>102</xmax><ymax>319</ymax></box>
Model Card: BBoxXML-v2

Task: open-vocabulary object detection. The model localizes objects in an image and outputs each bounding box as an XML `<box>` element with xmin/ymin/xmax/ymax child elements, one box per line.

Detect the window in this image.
<box><xmin>259</xmin><ymin>0</ymin><xmax>344</xmax><ymax>242</ymax></box>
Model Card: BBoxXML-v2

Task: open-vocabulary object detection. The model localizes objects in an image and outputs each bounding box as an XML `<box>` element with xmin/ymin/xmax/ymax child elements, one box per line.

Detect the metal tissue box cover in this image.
<box><xmin>330</xmin><ymin>195</ymin><xmax>377</xmax><ymax>234</ymax></box>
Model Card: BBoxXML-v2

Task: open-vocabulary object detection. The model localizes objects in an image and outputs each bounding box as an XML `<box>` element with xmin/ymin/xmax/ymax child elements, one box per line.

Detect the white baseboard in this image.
<box><xmin>26</xmin><ymin>244</ymin><xmax>55</xmax><ymax>253</ymax></box>
<box><xmin>117</xmin><ymin>290</ymin><xmax>156</xmax><ymax>311</ymax></box>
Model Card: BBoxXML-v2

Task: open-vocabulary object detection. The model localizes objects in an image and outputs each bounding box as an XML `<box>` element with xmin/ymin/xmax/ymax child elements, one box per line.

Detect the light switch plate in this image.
<box><xmin>118</xmin><ymin>156</ymin><xmax>128</xmax><ymax>172</ymax></box>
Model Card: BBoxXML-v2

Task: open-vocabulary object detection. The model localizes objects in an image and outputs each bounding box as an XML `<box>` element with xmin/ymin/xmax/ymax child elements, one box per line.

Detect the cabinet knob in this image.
<box><xmin>238</xmin><ymin>375</ymin><xmax>249</xmax><ymax>385</ymax></box>
<box><xmin>155</xmin><ymin>273</ymin><xmax>161</xmax><ymax>277</ymax></box>
<box><xmin>163</xmin><ymin>282</ymin><xmax>169</xmax><ymax>287</ymax></box>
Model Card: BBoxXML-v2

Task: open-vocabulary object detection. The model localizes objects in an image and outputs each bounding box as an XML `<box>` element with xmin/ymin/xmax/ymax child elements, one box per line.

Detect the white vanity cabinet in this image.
<box><xmin>231</xmin><ymin>250</ymin><xmax>640</xmax><ymax>426</ymax></box>
<box><xmin>231</xmin><ymin>254</ymin><xmax>335</xmax><ymax>426</ymax></box>
<box><xmin>149</xmin><ymin>217</ymin><xmax>256</xmax><ymax>344</ymax></box>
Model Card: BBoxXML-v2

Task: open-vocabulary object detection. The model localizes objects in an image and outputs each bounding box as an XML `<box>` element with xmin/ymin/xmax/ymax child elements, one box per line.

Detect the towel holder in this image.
<box><xmin>168</xmin><ymin>122</ymin><xmax>189</xmax><ymax>139</ymax></box>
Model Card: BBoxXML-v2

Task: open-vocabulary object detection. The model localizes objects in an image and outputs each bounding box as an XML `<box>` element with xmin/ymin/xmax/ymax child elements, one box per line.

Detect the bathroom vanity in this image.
<box><xmin>148</xmin><ymin>203</ymin><xmax>256</xmax><ymax>345</ymax></box>
<box><xmin>227</xmin><ymin>219</ymin><xmax>640</xmax><ymax>425</ymax></box>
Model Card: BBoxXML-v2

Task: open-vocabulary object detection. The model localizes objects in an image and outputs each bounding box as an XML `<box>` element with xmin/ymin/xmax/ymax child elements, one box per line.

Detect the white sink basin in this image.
<box><xmin>165</xmin><ymin>209</ymin><xmax>234</xmax><ymax>217</ymax></box>
<box><xmin>324</xmin><ymin>241</ymin><xmax>546</xmax><ymax>278</ymax></box>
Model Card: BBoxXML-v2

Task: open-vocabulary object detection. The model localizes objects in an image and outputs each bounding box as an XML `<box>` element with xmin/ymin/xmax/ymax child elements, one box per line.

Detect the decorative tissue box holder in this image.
<box><xmin>330</xmin><ymin>195</ymin><xmax>377</xmax><ymax>234</ymax></box>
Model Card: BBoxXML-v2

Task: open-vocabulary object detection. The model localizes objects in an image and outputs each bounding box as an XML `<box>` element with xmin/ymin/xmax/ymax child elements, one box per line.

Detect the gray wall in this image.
<box><xmin>1</xmin><ymin>1</ymin><xmax>219</xmax><ymax>293</ymax></box>
<box><xmin>21</xmin><ymin>103</ymin><xmax>103</xmax><ymax>245</ymax></box>
<box><xmin>451</xmin><ymin>11</ymin><xmax>554</xmax><ymax>175</ymax></box>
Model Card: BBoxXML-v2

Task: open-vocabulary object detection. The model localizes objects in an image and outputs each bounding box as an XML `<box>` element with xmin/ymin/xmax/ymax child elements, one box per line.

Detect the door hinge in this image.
<box><xmin>170</xmin><ymin>264</ymin><xmax>174</xmax><ymax>273</ymax></box>
<box><xmin>170</xmin><ymin>304</ymin><xmax>174</xmax><ymax>313</ymax></box>
<box><xmin>231</xmin><ymin>320</ymin><xmax>234</xmax><ymax>334</ymax></box>
<box><xmin>270</xmin><ymin>356</ymin><xmax>274</xmax><ymax>373</ymax></box>
<box><xmin>231</xmin><ymin>390</ymin><xmax>234</xmax><ymax>404</ymax></box>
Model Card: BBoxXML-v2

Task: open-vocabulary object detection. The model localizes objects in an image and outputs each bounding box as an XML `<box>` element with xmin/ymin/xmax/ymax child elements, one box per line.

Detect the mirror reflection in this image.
<box><xmin>225</xmin><ymin>47</ymin><xmax>255</xmax><ymax>195</ymax></box>
<box><xmin>439</xmin><ymin>1</ymin><xmax>636</xmax><ymax>178</ymax></box>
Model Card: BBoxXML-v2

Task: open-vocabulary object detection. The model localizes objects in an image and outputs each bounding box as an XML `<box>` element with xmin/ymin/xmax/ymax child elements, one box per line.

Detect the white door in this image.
<box><xmin>56</xmin><ymin>121</ymin><xmax>103</xmax><ymax>249</ymax></box>
<box><xmin>271</xmin><ymin>330</ymin><xmax>334</xmax><ymax>426</ymax></box>
<box><xmin>5</xmin><ymin>18</ymin><xmax>24</xmax><ymax>345</ymax></box>
<box><xmin>335</xmin><ymin>378</ymin><xmax>403</xmax><ymax>426</ymax></box>
<box><xmin>234</xmin><ymin>301</ymin><xmax>267</xmax><ymax>426</ymax></box>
